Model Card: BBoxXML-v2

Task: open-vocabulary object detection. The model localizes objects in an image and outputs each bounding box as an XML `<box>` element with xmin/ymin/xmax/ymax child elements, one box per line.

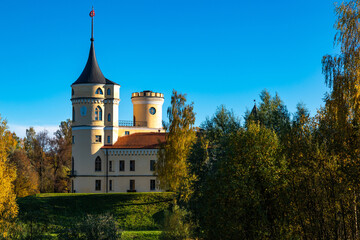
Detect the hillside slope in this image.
<box><xmin>17</xmin><ymin>192</ymin><xmax>175</xmax><ymax>231</ymax></box>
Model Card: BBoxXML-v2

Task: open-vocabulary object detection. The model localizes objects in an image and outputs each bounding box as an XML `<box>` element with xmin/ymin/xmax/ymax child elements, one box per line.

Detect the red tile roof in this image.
<box><xmin>102</xmin><ymin>132</ymin><xmax>166</xmax><ymax>149</ymax></box>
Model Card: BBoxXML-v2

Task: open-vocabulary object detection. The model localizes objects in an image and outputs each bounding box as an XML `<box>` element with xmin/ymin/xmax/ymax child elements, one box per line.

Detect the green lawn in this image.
<box><xmin>121</xmin><ymin>231</ymin><xmax>162</xmax><ymax>240</ymax></box>
<box><xmin>17</xmin><ymin>192</ymin><xmax>174</xmax><ymax>232</ymax></box>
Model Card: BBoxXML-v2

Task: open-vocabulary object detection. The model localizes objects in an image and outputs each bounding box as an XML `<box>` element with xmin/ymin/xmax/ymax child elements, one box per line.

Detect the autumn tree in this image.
<box><xmin>321</xmin><ymin>0</ymin><xmax>360</xmax><ymax>238</ymax></box>
<box><xmin>0</xmin><ymin>116</ymin><xmax>18</xmax><ymax>237</ymax></box>
<box><xmin>9</xmin><ymin>149</ymin><xmax>39</xmax><ymax>197</ymax></box>
<box><xmin>25</xmin><ymin>128</ymin><xmax>54</xmax><ymax>193</ymax></box>
<box><xmin>156</xmin><ymin>90</ymin><xmax>196</xmax><ymax>192</ymax></box>
<box><xmin>51</xmin><ymin>119</ymin><xmax>72</xmax><ymax>192</ymax></box>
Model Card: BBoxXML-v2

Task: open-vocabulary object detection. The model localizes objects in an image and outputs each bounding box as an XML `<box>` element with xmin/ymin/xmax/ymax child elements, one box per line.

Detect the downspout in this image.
<box><xmin>106</xmin><ymin>149</ymin><xmax>108</xmax><ymax>193</ymax></box>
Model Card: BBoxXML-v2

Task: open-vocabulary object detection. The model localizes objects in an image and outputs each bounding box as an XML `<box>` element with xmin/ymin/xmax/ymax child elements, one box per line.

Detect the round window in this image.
<box><xmin>149</xmin><ymin>107</ymin><xmax>156</xmax><ymax>115</ymax></box>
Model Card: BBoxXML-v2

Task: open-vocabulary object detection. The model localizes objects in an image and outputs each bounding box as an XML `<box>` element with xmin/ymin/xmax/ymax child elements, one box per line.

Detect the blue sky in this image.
<box><xmin>0</xmin><ymin>0</ymin><xmax>338</xmax><ymax>137</ymax></box>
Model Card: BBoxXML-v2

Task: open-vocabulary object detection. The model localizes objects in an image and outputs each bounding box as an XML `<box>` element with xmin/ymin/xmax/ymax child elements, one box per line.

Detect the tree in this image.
<box><xmin>24</xmin><ymin>128</ymin><xmax>54</xmax><ymax>193</ymax></box>
<box><xmin>322</xmin><ymin>0</ymin><xmax>360</xmax><ymax>238</ymax></box>
<box><xmin>0</xmin><ymin>116</ymin><xmax>18</xmax><ymax>237</ymax></box>
<box><xmin>155</xmin><ymin>90</ymin><xmax>196</xmax><ymax>192</ymax></box>
<box><xmin>245</xmin><ymin>89</ymin><xmax>290</xmax><ymax>140</ymax></box>
<box><xmin>195</xmin><ymin>122</ymin><xmax>285</xmax><ymax>239</ymax></box>
<box><xmin>51</xmin><ymin>119</ymin><xmax>72</xmax><ymax>192</ymax></box>
<box><xmin>9</xmin><ymin>149</ymin><xmax>39</xmax><ymax>197</ymax></box>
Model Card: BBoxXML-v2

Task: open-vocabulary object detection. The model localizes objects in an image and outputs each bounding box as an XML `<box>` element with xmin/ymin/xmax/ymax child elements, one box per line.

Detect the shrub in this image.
<box><xmin>160</xmin><ymin>206</ymin><xmax>191</xmax><ymax>240</ymax></box>
<box><xmin>58</xmin><ymin>213</ymin><xmax>122</xmax><ymax>240</ymax></box>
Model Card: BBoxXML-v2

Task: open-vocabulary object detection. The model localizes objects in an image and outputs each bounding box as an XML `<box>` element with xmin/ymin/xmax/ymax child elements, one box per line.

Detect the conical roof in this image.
<box><xmin>72</xmin><ymin>40</ymin><xmax>118</xmax><ymax>86</ymax></box>
<box><xmin>250</xmin><ymin>102</ymin><xmax>258</xmax><ymax>117</ymax></box>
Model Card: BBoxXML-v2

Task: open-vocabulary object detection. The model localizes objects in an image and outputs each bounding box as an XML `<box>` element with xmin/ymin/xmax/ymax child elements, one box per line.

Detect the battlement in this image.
<box><xmin>131</xmin><ymin>90</ymin><xmax>164</xmax><ymax>98</ymax></box>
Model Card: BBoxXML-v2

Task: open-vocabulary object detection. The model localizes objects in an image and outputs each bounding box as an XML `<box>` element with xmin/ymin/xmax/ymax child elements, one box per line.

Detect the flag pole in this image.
<box><xmin>91</xmin><ymin>6</ymin><xmax>94</xmax><ymax>41</ymax></box>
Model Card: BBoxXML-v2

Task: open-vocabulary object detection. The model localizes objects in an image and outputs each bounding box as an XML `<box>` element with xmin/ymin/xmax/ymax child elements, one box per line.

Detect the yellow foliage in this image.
<box><xmin>0</xmin><ymin>116</ymin><xmax>18</xmax><ymax>237</ymax></box>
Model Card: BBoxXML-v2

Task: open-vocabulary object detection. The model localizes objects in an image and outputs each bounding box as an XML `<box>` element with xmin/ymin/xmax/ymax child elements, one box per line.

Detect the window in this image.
<box><xmin>130</xmin><ymin>180</ymin><xmax>135</xmax><ymax>191</ymax></box>
<box><xmin>109</xmin><ymin>180</ymin><xmax>113</xmax><ymax>191</ymax></box>
<box><xmin>109</xmin><ymin>161</ymin><xmax>113</xmax><ymax>172</ymax></box>
<box><xmin>72</xmin><ymin>136</ymin><xmax>75</xmax><ymax>144</ymax></box>
<box><xmin>95</xmin><ymin>157</ymin><xmax>101</xmax><ymax>171</ymax></box>
<box><xmin>95</xmin><ymin>106</ymin><xmax>102</xmax><ymax>121</ymax></box>
<box><xmin>71</xmin><ymin>157</ymin><xmax>74</xmax><ymax>172</ymax></box>
<box><xmin>72</xmin><ymin>107</ymin><xmax>75</xmax><ymax>121</ymax></box>
<box><xmin>95</xmin><ymin>180</ymin><xmax>101</xmax><ymax>191</ymax></box>
<box><xmin>150</xmin><ymin>180</ymin><xmax>156</xmax><ymax>190</ymax></box>
<box><xmin>130</xmin><ymin>160</ymin><xmax>135</xmax><ymax>171</ymax></box>
<box><xmin>149</xmin><ymin>107</ymin><xmax>156</xmax><ymax>115</ymax></box>
<box><xmin>108</xmin><ymin>113</ymin><xmax>111</xmax><ymax>122</ymax></box>
<box><xmin>95</xmin><ymin>88</ymin><xmax>103</xmax><ymax>94</ymax></box>
<box><xmin>95</xmin><ymin>135</ymin><xmax>102</xmax><ymax>143</ymax></box>
<box><xmin>107</xmin><ymin>136</ymin><xmax>110</xmax><ymax>144</ymax></box>
<box><xmin>119</xmin><ymin>160</ymin><xmax>125</xmax><ymax>171</ymax></box>
<box><xmin>107</xmin><ymin>88</ymin><xmax>111</xmax><ymax>95</ymax></box>
<box><xmin>72</xmin><ymin>89</ymin><xmax>74</xmax><ymax>96</ymax></box>
<box><xmin>150</xmin><ymin>160</ymin><xmax>155</xmax><ymax>171</ymax></box>
<box><xmin>125</xmin><ymin>131</ymin><xmax>130</xmax><ymax>136</ymax></box>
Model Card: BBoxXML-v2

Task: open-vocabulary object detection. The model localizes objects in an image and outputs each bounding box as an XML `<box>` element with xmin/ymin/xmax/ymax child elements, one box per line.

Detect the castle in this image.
<box><xmin>70</xmin><ymin>11</ymin><xmax>165</xmax><ymax>193</ymax></box>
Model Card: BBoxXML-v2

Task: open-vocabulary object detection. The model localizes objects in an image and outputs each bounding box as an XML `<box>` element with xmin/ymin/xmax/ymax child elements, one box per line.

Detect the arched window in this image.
<box><xmin>107</xmin><ymin>88</ymin><xmax>111</xmax><ymax>95</ymax></box>
<box><xmin>72</xmin><ymin>107</ymin><xmax>75</xmax><ymax>121</ymax></box>
<box><xmin>95</xmin><ymin>88</ymin><xmax>103</xmax><ymax>94</ymax></box>
<box><xmin>108</xmin><ymin>113</ymin><xmax>111</xmax><ymax>122</ymax></box>
<box><xmin>95</xmin><ymin>157</ymin><xmax>101</xmax><ymax>171</ymax></box>
<box><xmin>95</xmin><ymin>106</ymin><xmax>102</xmax><ymax>121</ymax></box>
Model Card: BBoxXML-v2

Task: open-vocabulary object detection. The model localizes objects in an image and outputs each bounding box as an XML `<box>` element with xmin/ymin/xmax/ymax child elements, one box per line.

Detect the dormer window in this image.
<box><xmin>95</xmin><ymin>88</ymin><xmax>103</xmax><ymax>94</ymax></box>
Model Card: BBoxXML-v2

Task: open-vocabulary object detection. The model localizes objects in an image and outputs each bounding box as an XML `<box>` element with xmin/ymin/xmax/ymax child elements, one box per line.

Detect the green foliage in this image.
<box><xmin>58</xmin><ymin>213</ymin><xmax>121</xmax><ymax>240</ymax></box>
<box><xmin>156</xmin><ymin>90</ymin><xmax>196</xmax><ymax>193</ymax></box>
<box><xmin>245</xmin><ymin>89</ymin><xmax>290</xmax><ymax>139</ymax></box>
<box><xmin>160</xmin><ymin>206</ymin><xmax>191</xmax><ymax>240</ymax></box>
<box><xmin>121</xmin><ymin>231</ymin><xmax>161</xmax><ymax>240</ymax></box>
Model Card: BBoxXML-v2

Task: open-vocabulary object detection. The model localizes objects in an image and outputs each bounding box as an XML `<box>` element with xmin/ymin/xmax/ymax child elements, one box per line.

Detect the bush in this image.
<box><xmin>160</xmin><ymin>206</ymin><xmax>191</xmax><ymax>240</ymax></box>
<box><xmin>58</xmin><ymin>213</ymin><xmax>122</xmax><ymax>240</ymax></box>
<box><xmin>0</xmin><ymin>221</ymin><xmax>53</xmax><ymax>240</ymax></box>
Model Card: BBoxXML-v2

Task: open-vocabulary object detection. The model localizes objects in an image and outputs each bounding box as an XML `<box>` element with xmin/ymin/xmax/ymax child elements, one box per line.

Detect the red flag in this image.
<box><xmin>89</xmin><ymin>9</ymin><xmax>95</xmax><ymax>17</ymax></box>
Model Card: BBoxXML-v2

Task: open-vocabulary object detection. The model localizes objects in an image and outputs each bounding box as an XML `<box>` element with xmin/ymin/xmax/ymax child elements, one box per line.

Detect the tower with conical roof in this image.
<box><xmin>70</xmin><ymin>8</ymin><xmax>120</xmax><ymax>192</ymax></box>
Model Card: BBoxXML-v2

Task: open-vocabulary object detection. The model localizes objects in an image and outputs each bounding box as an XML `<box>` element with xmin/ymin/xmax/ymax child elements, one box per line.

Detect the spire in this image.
<box><xmin>72</xmin><ymin>8</ymin><xmax>118</xmax><ymax>86</ymax></box>
<box><xmin>250</xmin><ymin>99</ymin><xmax>258</xmax><ymax>117</ymax></box>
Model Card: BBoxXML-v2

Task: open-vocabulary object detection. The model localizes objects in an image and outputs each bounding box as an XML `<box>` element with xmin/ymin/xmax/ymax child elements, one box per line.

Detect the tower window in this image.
<box><xmin>107</xmin><ymin>136</ymin><xmax>111</xmax><ymax>144</ymax></box>
<box><xmin>95</xmin><ymin>180</ymin><xmax>101</xmax><ymax>191</ymax></box>
<box><xmin>95</xmin><ymin>135</ymin><xmax>102</xmax><ymax>143</ymax></box>
<box><xmin>150</xmin><ymin>180</ymin><xmax>156</xmax><ymax>190</ymax></box>
<box><xmin>107</xmin><ymin>88</ymin><xmax>111</xmax><ymax>95</ymax></box>
<box><xmin>95</xmin><ymin>106</ymin><xmax>102</xmax><ymax>121</ymax></box>
<box><xmin>130</xmin><ymin>160</ymin><xmax>135</xmax><ymax>171</ymax></box>
<box><xmin>95</xmin><ymin>88</ymin><xmax>103</xmax><ymax>94</ymax></box>
<box><xmin>108</xmin><ymin>113</ymin><xmax>111</xmax><ymax>122</ymax></box>
<box><xmin>72</xmin><ymin>107</ymin><xmax>75</xmax><ymax>121</ymax></box>
<box><xmin>72</xmin><ymin>136</ymin><xmax>75</xmax><ymax>144</ymax></box>
<box><xmin>125</xmin><ymin>131</ymin><xmax>130</xmax><ymax>136</ymax></box>
<box><xmin>95</xmin><ymin>157</ymin><xmax>101</xmax><ymax>171</ymax></box>
<box><xmin>72</xmin><ymin>89</ymin><xmax>74</xmax><ymax>96</ymax></box>
<box><xmin>149</xmin><ymin>107</ymin><xmax>156</xmax><ymax>115</ymax></box>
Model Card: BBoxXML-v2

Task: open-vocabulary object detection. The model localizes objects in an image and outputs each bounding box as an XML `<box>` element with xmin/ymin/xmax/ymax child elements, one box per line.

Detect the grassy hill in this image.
<box><xmin>17</xmin><ymin>192</ymin><xmax>175</xmax><ymax>233</ymax></box>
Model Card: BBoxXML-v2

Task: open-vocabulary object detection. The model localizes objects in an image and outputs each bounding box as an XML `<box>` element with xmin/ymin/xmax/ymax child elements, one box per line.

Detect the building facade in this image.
<box><xmin>70</xmin><ymin>22</ymin><xmax>165</xmax><ymax>193</ymax></box>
